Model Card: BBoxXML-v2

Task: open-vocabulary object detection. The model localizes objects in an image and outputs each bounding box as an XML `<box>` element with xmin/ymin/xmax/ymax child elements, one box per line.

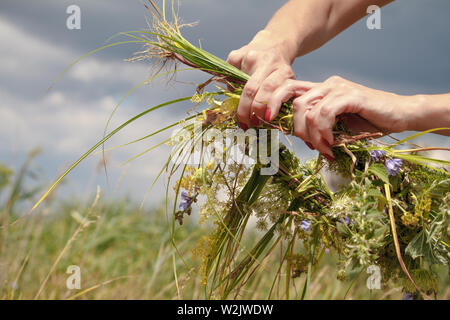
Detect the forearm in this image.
<box><xmin>261</xmin><ymin>0</ymin><xmax>394</xmax><ymax>61</ymax></box>
<box><xmin>407</xmin><ymin>94</ymin><xmax>450</xmax><ymax>136</ymax></box>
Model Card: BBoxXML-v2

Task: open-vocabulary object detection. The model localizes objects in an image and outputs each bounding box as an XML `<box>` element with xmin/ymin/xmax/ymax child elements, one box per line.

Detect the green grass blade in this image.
<box><xmin>31</xmin><ymin>96</ymin><xmax>193</xmax><ymax>212</ymax></box>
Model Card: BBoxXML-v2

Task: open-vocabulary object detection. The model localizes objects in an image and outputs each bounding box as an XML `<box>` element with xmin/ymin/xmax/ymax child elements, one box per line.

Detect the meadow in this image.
<box><xmin>1</xmin><ymin>153</ymin><xmax>448</xmax><ymax>300</ymax></box>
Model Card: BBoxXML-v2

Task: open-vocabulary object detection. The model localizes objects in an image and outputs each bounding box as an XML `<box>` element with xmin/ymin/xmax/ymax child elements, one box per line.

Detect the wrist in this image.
<box><xmin>404</xmin><ymin>94</ymin><xmax>429</xmax><ymax>132</ymax></box>
<box><xmin>406</xmin><ymin>94</ymin><xmax>450</xmax><ymax>134</ymax></box>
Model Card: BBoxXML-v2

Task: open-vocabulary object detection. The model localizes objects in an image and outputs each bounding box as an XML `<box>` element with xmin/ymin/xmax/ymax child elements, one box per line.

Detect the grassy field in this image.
<box><xmin>0</xmin><ymin>157</ymin><xmax>448</xmax><ymax>300</ymax></box>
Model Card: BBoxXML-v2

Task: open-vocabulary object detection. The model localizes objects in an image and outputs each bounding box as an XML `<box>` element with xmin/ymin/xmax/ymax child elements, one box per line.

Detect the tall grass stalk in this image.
<box><xmin>26</xmin><ymin>0</ymin><xmax>449</xmax><ymax>300</ymax></box>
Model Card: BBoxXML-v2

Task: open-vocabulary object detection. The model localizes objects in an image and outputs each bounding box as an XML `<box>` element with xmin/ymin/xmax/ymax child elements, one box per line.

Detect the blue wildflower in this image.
<box><xmin>300</xmin><ymin>220</ymin><xmax>311</xmax><ymax>231</ymax></box>
<box><xmin>385</xmin><ymin>158</ymin><xmax>403</xmax><ymax>176</ymax></box>
<box><xmin>370</xmin><ymin>150</ymin><xmax>386</xmax><ymax>162</ymax></box>
<box><xmin>179</xmin><ymin>191</ymin><xmax>192</xmax><ymax>211</ymax></box>
<box><xmin>403</xmin><ymin>293</ymin><xmax>414</xmax><ymax>300</ymax></box>
<box><xmin>343</xmin><ymin>216</ymin><xmax>350</xmax><ymax>225</ymax></box>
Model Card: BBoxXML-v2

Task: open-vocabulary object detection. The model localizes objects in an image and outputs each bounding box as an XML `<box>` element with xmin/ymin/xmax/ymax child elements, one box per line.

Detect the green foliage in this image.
<box><xmin>368</xmin><ymin>163</ymin><xmax>390</xmax><ymax>185</ymax></box>
<box><xmin>26</xmin><ymin>0</ymin><xmax>449</xmax><ymax>300</ymax></box>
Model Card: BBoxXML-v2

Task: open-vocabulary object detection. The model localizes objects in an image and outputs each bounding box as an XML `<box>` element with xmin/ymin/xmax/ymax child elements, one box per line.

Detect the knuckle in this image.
<box><xmin>337</xmin><ymin>82</ymin><xmax>348</xmax><ymax>91</ymax></box>
<box><xmin>292</xmin><ymin>99</ymin><xmax>303</xmax><ymax>112</ymax></box>
<box><xmin>244</xmin><ymin>84</ymin><xmax>258</xmax><ymax>98</ymax></box>
<box><xmin>227</xmin><ymin>50</ymin><xmax>242</xmax><ymax>63</ymax></box>
<box><xmin>293</xmin><ymin>96</ymin><xmax>305</xmax><ymax>105</ymax></box>
<box><xmin>319</xmin><ymin>105</ymin><xmax>331</xmax><ymax>117</ymax></box>
<box><xmin>260</xmin><ymin>80</ymin><xmax>277</xmax><ymax>93</ymax></box>
<box><xmin>327</xmin><ymin>75</ymin><xmax>342</xmax><ymax>83</ymax></box>
<box><xmin>227</xmin><ymin>50</ymin><xmax>238</xmax><ymax>59</ymax></box>
<box><xmin>246</xmin><ymin>50</ymin><xmax>259</xmax><ymax>61</ymax></box>
<box><xmin>305</xmin><ymin>111</ymin><xmax>315</xmax><ymax>124</ymax></box>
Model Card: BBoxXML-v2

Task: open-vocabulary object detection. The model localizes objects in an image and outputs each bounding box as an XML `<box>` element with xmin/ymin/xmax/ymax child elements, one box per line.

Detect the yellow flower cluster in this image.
<box><xmin>192</xmin><ymin>233</ymin><xmax>219</xmax><ymax>285</ymax></box>
<box><xmin>401</xmin><ymin>195</ymin><xmax>432</xmax><ymax>228</ymax></box>
<box><xmin>173</xmin><ymin>160</ymin><xmax>215</xmax><ymax>194</ymax></box>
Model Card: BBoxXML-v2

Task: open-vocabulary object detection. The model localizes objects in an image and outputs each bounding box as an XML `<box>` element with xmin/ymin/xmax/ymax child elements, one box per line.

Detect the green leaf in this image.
<box><xmin>336</xmin><ymin>222</ymin><xmax>351</xmax><ymax>237</ymax></box>
<box><xmin>393</xmin><ymin>153</ymin><xmax>450</xmax><ymax>167</ymax></box>
<box><xmin>367</xmin><ymin>188</ymin><xmax>387</xmax><ymax>205</ymax></box>
<box><xmin>368</xmin><ymin>163</ymin><xmax>390</xmax><ymax>185</ymax></box>
<box><xmin>373</xmin><ymin>225</ymin><xmax>388</xmax><ymax>239</ymax></box>
<box><xmin>405</xmin><ymin>230</ymin><xmax>446</xmax><ymax>265</ymax></box>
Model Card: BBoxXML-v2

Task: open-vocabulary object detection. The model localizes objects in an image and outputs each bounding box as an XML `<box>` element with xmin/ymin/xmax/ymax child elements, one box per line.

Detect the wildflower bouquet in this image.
<box><xmin>33</xmin><ymin>1</ymin><xmax>449</xmax><ymax>299</ymax></box>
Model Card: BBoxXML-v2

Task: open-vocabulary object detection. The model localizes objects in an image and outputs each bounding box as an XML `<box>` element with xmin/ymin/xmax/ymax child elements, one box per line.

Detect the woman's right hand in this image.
<box><xmin>227</xmin><ymin>30</ymin><xmax>296</xmax><ymax>129</ymax></box>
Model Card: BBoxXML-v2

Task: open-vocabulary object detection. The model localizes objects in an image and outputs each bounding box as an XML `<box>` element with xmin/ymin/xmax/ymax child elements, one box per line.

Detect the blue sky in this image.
<box><xmin>1</xmin><ymin>0</ymin><xmax>449</xmax><ymax>207</ymax></box>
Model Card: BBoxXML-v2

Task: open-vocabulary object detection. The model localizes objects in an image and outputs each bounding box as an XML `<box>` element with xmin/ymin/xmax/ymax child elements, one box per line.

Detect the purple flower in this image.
<box><xmin>403</xmin><ymin>293</ymin><xmax>414</xmax><ymax>300</ymax></box>
<box><xmin>385</xmin><ymin>158</ymin><xmax>403</xmax><ymax>176</ymax></box>
<box><xmin>300</xmin><ymin>220</ymin><xmax>311</xmax><ymax>231</ymax></box>
<box><xmin>181</xmin><ymin>191</ymin><xmax>190</xmax><ymax>201</ymax></box>
<box><xmin>342</xmin><ymin>216</ymin><xmax>350</xmax><ymax>225</ymax></box>
<box><xmin>370</xmin><ymin>150</ymin><xmax>386</xmax><ymax>162</ymax></box>
<box><xmin>179</xmin><ymin>191</ymin><xmax>192</xmax><ymax>211</ymax></box>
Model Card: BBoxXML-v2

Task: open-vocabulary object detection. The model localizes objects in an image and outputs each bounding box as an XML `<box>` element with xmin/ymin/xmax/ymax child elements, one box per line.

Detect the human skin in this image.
<box><xmin>268</xmin><ymin>76</ymin><xmax>450</xmax><ymax>158</ymax></box>
<box><xmin>227</xmin><ymin>0</ymin><xmax>394</xmax><ymax>129</ymax></box>
<box><xmin>227</xmin><ymin>0</ymin><xmax>449</xmax><ymax>159</ymax></box>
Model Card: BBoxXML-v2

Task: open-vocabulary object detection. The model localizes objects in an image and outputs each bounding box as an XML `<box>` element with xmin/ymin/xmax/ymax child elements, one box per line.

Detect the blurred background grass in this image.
<box><xmin>1</xmin><ymin>152</ymin><xmax>448</xmax><ymax>300</ymax></box>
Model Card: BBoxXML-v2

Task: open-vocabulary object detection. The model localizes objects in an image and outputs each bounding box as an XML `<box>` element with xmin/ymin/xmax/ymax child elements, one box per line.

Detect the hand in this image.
<box><xmin>268</xmin><ymin>76</ymin><xmax>413</xmax><ymax>158</ymax></box>
<box><xmin>227</xmin><ymin>30</ymin><xmax>296</xmax><ymax>129</ymax></box>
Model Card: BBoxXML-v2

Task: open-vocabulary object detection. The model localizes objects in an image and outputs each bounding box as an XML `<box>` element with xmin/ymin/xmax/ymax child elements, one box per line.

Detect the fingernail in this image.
<box><xmin>305</xmin><ymin>142</ymin><xmax>315</xmax><ymax>150</ymax></box>
<box><xmin>323</xmin><ymin>154</ymin><xmax>335</xmax><ymax>162</ymax></box>
<box><xmin>239</xmin><ymin>123</ymin><xmax>248</xmax><ymax>131</ymax></box>
<box><xmin>265</xmin><ymin>109</ymin><xmax>271</xmax><ymax>122</ymax></box>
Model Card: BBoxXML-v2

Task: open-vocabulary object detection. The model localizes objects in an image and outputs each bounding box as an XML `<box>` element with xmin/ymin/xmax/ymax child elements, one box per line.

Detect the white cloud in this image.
<box><xmin>0</xmin><ymin>17</ymin><xmax>185</xmax><ymax>205</ymax></box>
<box><xmin>0</xmin><ymin>15</ymin><xmax>150</xmax><ymax>89</ymax></box>
<box><xmin>70</xmin><ymin>58</ymin><xmax>146</xmax><ymax>85</ymax></box>
<box><xmin>0</xmin><ymin>16</ymin><xmax>70</xmax><ymax>77</ymax></box>
<box><xmin>0</xmin><ymin>87</ymin><xmax>167</xmax><ymax>155</ymax></box>
<box><xmin>45</xmin><ymin>91</ymin><xmax>66</xmax><ymax>106</ymax></box>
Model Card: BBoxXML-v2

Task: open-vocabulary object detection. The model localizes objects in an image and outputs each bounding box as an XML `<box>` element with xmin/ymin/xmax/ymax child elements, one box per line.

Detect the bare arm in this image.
<box><xmin>228</xmin><ymin>0</ymin><xmax>394</xmax><ymax>128</ymax></box>
<box><xmin>265</xmin><ymin>0</ymin><xmax>393</xmax><ymax>59</ymax></box>
<box><xmin>268</xmin><ymin>76</ymin><xmax>450</xmax><ymax>158</ymax></box>
<box><xmin>409</xmin><ymin>94</ymin><xmax>450</xmax><ymax>135</ymax></box>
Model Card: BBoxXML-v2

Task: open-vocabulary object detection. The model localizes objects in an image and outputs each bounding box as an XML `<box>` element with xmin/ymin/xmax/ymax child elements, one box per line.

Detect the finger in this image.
<box><xmin>304</xmin><ymin>99</ymin><xmax>335</xmax><ymax>157</ymax></box>
<box><xmin>267</xmin><ymin>79</ymin><xmax>317</xmax><ymax>121</ymax></box>
<box><xmin>249</xmin><ymin>101</ymin><xmax>266</xmax><ymax>126</ymax></box>
<box><xmin>304</xmin><ymin>104</ymin><xmax>332</xmax><ymax>156</ymax></box>
<box><xmin>309</xmin><ymin>94</ymin><xmax>345</xmax><ymax>146</ymax></box>
<box><xmin>227</xmin><ymin>49</ymin><xmax>244</xmax><ymax>69</ymax></box>
<box><xmin>315</xmin><ymin>97</ymin><xmax>377</xmax><ymax>137</ymax></box>
<box><xmin>251</xmin><ymin>66</ymin><xmax>295</xmax><ymax>123</ymax></box>
<box><xmin>237</xmin><ymin>65</ymin><xmax>276</xmax><ymax>126</ymax></box>
<box><xmin>292</xmin><ymin>96</ymin><xmax>312</xmax><ymax>143</ymax></box>
<box><xmin>294</xmin><ymin>83</ymin><xmax>332</xmax><ymax>109</ymax></box>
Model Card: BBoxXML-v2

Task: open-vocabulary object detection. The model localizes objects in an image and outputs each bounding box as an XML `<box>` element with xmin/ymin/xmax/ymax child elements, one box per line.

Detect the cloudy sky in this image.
<box><xmin>1</xmin><ymin>0</ymin><xmax>449</xmax><ymax>208</ymax></box>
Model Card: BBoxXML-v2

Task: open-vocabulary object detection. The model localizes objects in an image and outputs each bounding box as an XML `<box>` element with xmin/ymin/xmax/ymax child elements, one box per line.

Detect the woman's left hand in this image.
<box><xmin>267</xmin><ymin>76</ymin><xmax>413</xmax><ymax>159</ymax></box>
